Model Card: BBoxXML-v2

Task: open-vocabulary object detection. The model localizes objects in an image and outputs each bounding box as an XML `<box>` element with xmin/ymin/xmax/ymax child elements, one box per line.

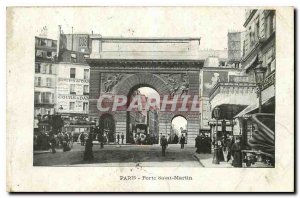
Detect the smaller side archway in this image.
<box><xmin>99</xmin><ymin>113</ymin><xmax>115</xmax><ymax>144</ymax></box>
<box><xmin>170</xmin><ymin>115</ymin><xmax>188</xmax><ymax>144</ymax></box>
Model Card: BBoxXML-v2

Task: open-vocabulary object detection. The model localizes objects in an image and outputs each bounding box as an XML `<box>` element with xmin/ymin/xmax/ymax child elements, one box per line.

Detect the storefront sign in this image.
<box><xmin>58</xmin><ymin>95</ymin><xmax>89</xmax><ymax>100</ymax></box>
<box><xmin>58</xmin><ymin>78</ymin><xmax>89</xmax><ymax>84</ymax></box>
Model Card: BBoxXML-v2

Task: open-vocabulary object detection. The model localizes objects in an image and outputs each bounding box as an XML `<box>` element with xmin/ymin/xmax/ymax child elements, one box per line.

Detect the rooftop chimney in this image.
<box><xmin>57</xmin><ymin>25</ymin><xmax>61</xmax><ymax>58</ymax></box>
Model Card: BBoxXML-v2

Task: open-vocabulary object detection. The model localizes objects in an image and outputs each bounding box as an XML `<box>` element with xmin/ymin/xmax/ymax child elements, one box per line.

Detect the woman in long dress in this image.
<box><xmin>84</xmin><ymin>133</ymin><xmax>94</xmax><ymax>161</ymax></box>
<box><xmin>216</xmin><ymin>138</ymin><xmax>225</xmax><ymax>162</ymax></box>
<box><xmin>231</xmin><ymin>138</ymin><xmax>242</xmax><ymax>167</ymax></box>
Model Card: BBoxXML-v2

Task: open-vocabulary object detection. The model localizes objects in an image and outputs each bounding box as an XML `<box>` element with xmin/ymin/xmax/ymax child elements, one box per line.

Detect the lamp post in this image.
<box><xmin>254</xmin><ymin>62</ymin><xmax>267</xmax><ymax>113</ymax></box>
<box><xmin>212</xmin><ymin>106</ymin><xmax>221</xmax><ymax>164</ymax></box>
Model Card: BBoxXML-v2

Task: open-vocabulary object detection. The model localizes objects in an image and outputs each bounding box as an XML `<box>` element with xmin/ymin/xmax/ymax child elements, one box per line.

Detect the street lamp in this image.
<box><xmin>212</xmin><ymin>106</ymin><xmax>221</xmax><ymax>164</ymax></box>
<box><xmin>254</xmin><ymin>62</ymin><xmax>267</xmax><ymax>113</ymax></box>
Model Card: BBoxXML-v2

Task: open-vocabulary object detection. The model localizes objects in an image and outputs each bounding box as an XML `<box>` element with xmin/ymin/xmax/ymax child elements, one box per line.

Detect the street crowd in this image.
<box><xmin>34</xmin><ymin>128</ymin><xmax>242</xmax><ymax>167</ymax></box>
<box><xmin>210</xmin><ymin>135</ymin><xmax>243</xmax><ymax>167</ymax></box>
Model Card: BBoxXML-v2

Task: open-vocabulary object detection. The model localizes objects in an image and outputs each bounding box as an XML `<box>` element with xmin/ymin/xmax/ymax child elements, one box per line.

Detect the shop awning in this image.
<box><xmin>212</xmin><ymin>104</ymin><xmax>247</xmax><ymax>120</ymax></box>
<box><xmin>234</xmin><ymin>103</ymin><xmax>258</xmax><ymax>118</ymax></box>
<box><xmin>234</xmin><ymin>96</ymin><xmax>275</xmax><ymax>118</ymax></box>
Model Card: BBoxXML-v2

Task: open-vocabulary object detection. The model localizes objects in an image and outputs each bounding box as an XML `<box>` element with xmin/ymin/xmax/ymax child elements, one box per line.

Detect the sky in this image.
<box><xmin>34</xmin><ymin>7</ymin><xmax>245</xmax><ymax>50</ymax></box>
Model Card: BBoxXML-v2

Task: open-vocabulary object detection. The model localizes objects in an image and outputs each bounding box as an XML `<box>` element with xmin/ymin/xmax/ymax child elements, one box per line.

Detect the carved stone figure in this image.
<box><xmin>179</xmin><ymin>79</ymin><xmax>189</xmax><ymax>96</ymax></box>
<box><xmin>103</xmin><ymin>74</ymin><xmax>123</xmax><ymax>93</ymax></box>
<box><xmin>166</xmin><ymin>74</ymin><xmax>189</xmax><ymax>96</ymax></box>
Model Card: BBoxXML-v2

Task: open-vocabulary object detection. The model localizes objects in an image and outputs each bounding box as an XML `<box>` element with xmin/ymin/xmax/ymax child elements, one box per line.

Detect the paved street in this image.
<box><xmin>33</xmin><ymin>143</ymin><xmax>203</xmax><ymax>167</ymax></box>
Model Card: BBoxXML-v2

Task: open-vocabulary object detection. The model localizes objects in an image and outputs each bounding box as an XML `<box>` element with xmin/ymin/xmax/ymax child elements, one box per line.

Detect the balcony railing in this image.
<box><xmin>34</xmin><ymin>101</ymin><xmax>55</xmax><ymax>105</ymax></box>
<box><xmin>209</xmin><ymin>82</ymin><xmax>257</xmax><ymax>100</ymax></box>
<box><xmin>262</xmin><ymin>71</ymin><xmax>275</xmax><ymax>90</ymax></box>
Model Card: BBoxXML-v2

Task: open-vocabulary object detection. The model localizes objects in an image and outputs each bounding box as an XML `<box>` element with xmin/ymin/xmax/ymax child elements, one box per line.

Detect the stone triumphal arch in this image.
<box><xmin>87</xmin><ymin>37</ymin><xmax>204</xmax><ymax>144</ymax></box>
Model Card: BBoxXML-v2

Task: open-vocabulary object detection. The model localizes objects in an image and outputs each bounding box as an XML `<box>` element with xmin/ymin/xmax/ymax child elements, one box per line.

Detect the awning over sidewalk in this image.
<box><xmin>211</xmin><ymin>104</ymin><xmax>247</xmax><ymax>120</ymax></box>
<box><xmin>234</xmin><ymin>103</ymin><xmax>258</xmax><ymax>118</ymax></box>
<box><xmin>234</xmin><ymin>96</ymin><xmax>275</xmax><ymax>118</ymax></box>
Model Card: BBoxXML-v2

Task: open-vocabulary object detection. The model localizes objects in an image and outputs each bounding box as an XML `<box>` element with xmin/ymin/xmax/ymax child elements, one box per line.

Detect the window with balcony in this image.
<box><xmin>35</xmin><ymin>77</ymin><xmax>42</xmax><ymax>87</ymax></box>
<box><xmin>49</xmin><ymin>64</ymin><xmax>52</xmax><ymax>74</ymax></box>
<box><xmin>46</xmin><ymin>78</ymin><xmax>52</xmax><ymax>87</ymax></box>
<box><xmin>41</xmin><ymin>92</ymin><xmax>52</xmax><ymax>104</ymax></box>
<box><xmin>83</xmin><ymin>85</ymin><xmax>89</xmax><ymax>95</ymax></box>
<box><xmin>41</xmin><ymin>39</ymin><xmax>46</xmax><ymax>46</ymax></box>
<box><xmin>70</xmin><ymin>68</ymin><xmax>76</xmax><ymax>78</ymax></box>
<box><xmin>84</xmin><ymin>69</ymin><xmax>89</xmax><ymax>80</ymax></box>
<box><xmin>70</xmin><ymin>84</ymin><xmax>76</xmax><ymax>95</ymax></box>
<box><xmin>255</xmin><ymin>19</ymin><xmax>260</xmax><ymax>41</ymax></box>
<box><xmin>83</xmin><ymin>102</ymin><xmax>88</xmax><ymax>111</ymax></box>
<box><xmin>34</xmin><ymin>92</ymin><xmax>40</xmax><ymax>103</ymax></box>
<box><xmin>69</xmin><ymin>102</ymin><xmax>75</xmax><ymax>110</ymax></box>
<box><xmin>35</xmin><ymin>63</ymin><xmax>41</xmax><ymax>73</ymax></box>
<box><xmin>47</xmin><ymin>51</ymin><xmax>52</xmax><ymax>58</ymax></box>
<box><xmin>266</xmin><ymin>11</ymin><xmax>275</xmax><ymax>38</ymax></box>
<box><xmin>52</xmin><ymin>41</ymin><xmax>57</xmax><ymax>48</ymax></box>
<box><xmin>36</xmin><ymin>50</ymin><xmax>44</xmax><ymax>58</ymax></box>
<box><xmin>46</xmin><ymin>40</ymin><xmax>52</xmax><ymax>47</ymax></box>
<box><xmin>71</xmin><ymin>53</ymin><xmax>77</xmax><ymax>63</ymax></box>
<box><xmin>41</xmin><ymin>64</ymin><xmax>47</xmax><ymax>74</ymax></box>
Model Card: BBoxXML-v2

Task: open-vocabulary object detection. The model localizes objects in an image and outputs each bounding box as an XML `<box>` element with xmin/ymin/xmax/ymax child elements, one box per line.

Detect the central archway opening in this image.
<box><xmin>171</xmin><ymin>115</ymin><xmax>187</xmax><ymax>144</ymax></box>
<box><xmin>126</xmin><ymin>85</ymin><xmax>160</xmax><ymax>144</ymax></box>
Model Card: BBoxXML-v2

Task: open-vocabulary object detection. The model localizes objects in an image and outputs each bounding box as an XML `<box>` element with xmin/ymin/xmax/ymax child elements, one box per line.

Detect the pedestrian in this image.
<box><xmin>226</xmin><ymin>136</ymin><xmax>234</xmax><ymax>162</ymax></box>
<box><xmin>205</xmin><ymin>135</ymin><xmax>212</xmax><ymax>153</ymax></box>
<box><xmin>80</xmin><ymin>132</ymin><xmax>85</xmax><ymax>146</ymax></box>
<box><xmin>180</xmin><ymin>134</ymin><xmax>185</xmax><ymax>149</ymax></box>
<box><xmin>84</xmin><ymin>133</ymin><xmax>94</xmax><ymax>161</ymax></box>
<box><xmin>199</xmin><ymin>134</ymin><xmax>205</xmax><ymax>153</ymax></box>
<box><xmin>160</xmin><ymin>135</ymin><xmax>168</xmax><ymax>156</ymax></box>
<box><xmin>98</xmin><ymin>128</ymin><xmax>104</xmax><ymax>149</ymax></box>
<box><xmin>216</xmin><ymin>138</ymin><xmax>224</xmax><ymax>162</ymax></box>
<box><xmin>121</xmin><ymin>133</ymin><xmax>124</xmax><ymax>144</ymax></box>
<box><xmin>173</xmin><ymin>134</ymin><xmax>179</xmax><ymax>144</ymax></box>
<box><xmin>63</xmin><ymin>133</ymin><xmax>71</xmax><ymax>152</ymax></box>
<box><xmin>231</xmin><ymin>138</ymin><xmax>242</xmax><ymax>167</ymax></box>
<box><xmin>50</xmin><ymin>135</ymin><xmax>56</xmax><ymax>154</ymax></box>
<box><xmin>117</xmin><ymin>133</ymin><xmax>120</xmax><ymax>144</ymax></box>
<box><xmin>195</xmin><ymin>135</ymin><xmax>201</xmax><ymax>153</ymax></box>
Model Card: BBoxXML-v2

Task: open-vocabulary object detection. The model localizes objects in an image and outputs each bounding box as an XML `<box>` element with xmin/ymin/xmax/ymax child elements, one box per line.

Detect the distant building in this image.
<box><xmin>200</xmin><ymin>30</ymin><xmax>258</xmax><ymax>140</ymax></box>
<box><xmin>199</xmin><ymin>37</ymin><xmax>244</xmax><ymax>135</ymax></box>
<box><xmin>227</xmin><ymin>31</ymin><xmax>243</xmax><ymax>68</ymax></box>
<box><xmin>148</xmin><ymin>106</ymin><xmax>159</xmax><ymax>143</ymax></box>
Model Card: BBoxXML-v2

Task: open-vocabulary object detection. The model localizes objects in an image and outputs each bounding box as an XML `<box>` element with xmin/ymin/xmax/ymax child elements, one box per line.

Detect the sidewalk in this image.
<box><xmin>193</xmin><ymin>153</ymin><xmax>233</xmax><ymax>168</ymax></box>
<box><xmin>34</xmin><ymin>150</ymin><xmax>50</xmax><ymax>154</ymax></box>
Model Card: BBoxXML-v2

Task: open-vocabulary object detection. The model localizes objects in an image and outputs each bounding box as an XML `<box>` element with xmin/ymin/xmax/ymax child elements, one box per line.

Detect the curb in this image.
<box><xmin>193</xmin><ymin>154</ymin><xmax>205</xmax><ymax>167</ymax></box>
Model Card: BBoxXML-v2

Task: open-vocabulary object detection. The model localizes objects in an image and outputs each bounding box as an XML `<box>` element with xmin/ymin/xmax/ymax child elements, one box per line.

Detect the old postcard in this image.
<box><xmin>6</xmin><ymin>7</ymin><xmax>294</xmax><ymax>192</ymax></box>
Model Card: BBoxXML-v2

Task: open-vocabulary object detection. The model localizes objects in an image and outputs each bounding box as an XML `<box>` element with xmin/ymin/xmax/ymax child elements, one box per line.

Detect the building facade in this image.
<box><xmin>34</xmin><ymin>36</ymin><xmax>58</xmax><ymax>132</ymax></box>
<box><xmin>34</xmin><ymin>28</ymin><xmax>96</xmax><ymax>135</ymax></box>
<box><xmin>236</xmin><ymin>9</ymin><xmax>276</xmax><ymax>145</ymax></box>
<box><xmin>55</xmin><ymin>30</ymin><xmax>93</xmax><ymax>134</ymax></box>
